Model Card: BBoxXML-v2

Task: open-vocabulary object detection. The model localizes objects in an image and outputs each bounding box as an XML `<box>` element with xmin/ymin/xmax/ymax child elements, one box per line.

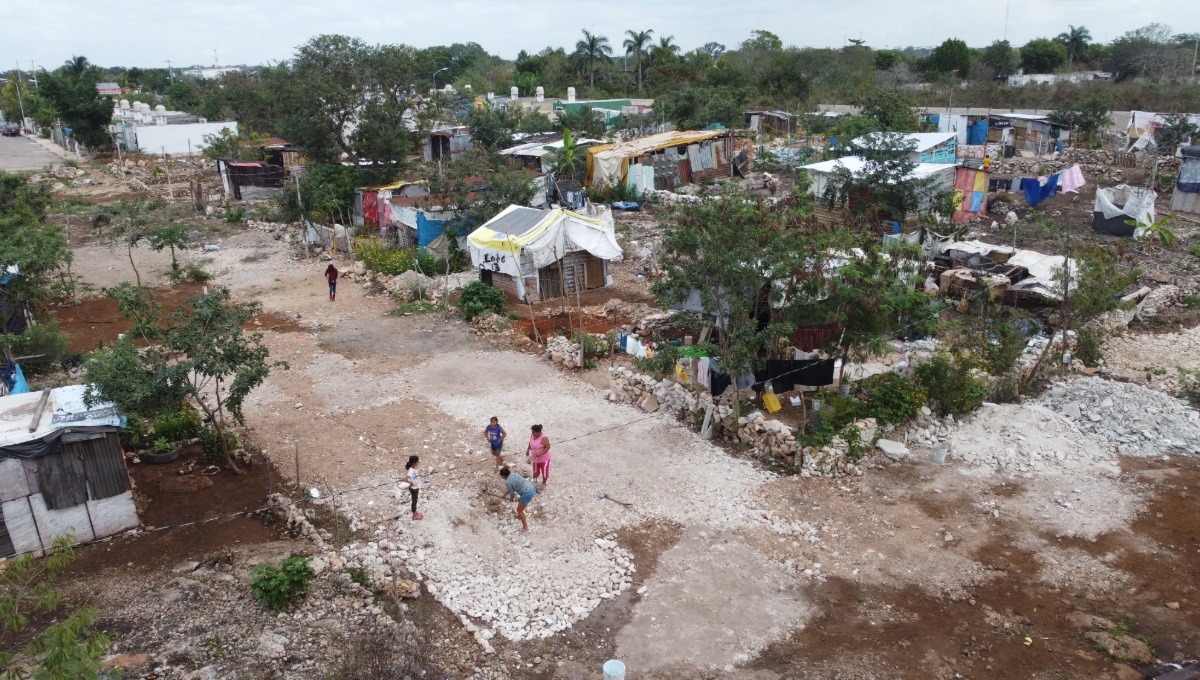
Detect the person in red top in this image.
<box><xmin>325</xmin><ymin>264</ymin><xmax>338</xmax><ymax>301</ymax></box>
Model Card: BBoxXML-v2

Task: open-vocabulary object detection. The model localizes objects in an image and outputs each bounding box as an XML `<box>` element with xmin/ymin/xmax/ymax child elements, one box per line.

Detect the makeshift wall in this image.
<box><xmin>0</xmin><ymin>430</ymin><xmax>136</xmax><ymax>557</ymax></box>
<box><xmin>952</xmin><ymin>168</ymin><xmax>990</xmax><ymax>223</ymax></box>
<box><xmin>1172</xmin><ymin>149</ymin><xmax>1200</xmax><ymax>214</ymax></box>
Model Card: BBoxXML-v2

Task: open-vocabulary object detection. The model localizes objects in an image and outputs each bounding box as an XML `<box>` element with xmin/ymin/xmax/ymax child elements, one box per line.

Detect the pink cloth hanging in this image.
<box><xmin>1060</xmin><ymin>164</ymin><xmax>1086</xmax><ymax>193</ymax></box>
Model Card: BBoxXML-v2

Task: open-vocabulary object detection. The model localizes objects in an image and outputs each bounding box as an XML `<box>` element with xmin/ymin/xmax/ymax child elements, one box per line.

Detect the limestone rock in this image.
<box><xmin>876</xmin><ymin>439</ymin><xmax>910</xmax><ymax>461</ymax></box>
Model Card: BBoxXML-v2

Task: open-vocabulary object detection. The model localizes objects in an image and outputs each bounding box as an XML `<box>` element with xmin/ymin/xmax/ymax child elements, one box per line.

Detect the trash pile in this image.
<box><xmin>1036</xmin><ymin>377</ymin><xmax>1200</xmax><ymax>455</ymax></box>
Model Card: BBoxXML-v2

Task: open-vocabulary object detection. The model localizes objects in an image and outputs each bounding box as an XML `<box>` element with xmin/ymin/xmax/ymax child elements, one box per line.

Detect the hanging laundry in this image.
<box><xmin>1022</xmin><ymin>174</ymin><xmax>1060</xmax><ymax>207</ymax></box>
<box><xmin>697</xmin><ymin>357</ymin><xmax>711</xmax><ymax>390</ymax></box>
<box><xmin>710</xmin><ymin>371</ymin><xmax>732</xmax><ymax>397</ymax></box>
<box><xmin>760</xmin><ymin>359</ymin><xmax>837</xmax><ymax>393</ymax></box>
<box><xmin>1059</xmin><ymin>164</ymin><xmax>1086</xmax><ymax>193</ymax></box>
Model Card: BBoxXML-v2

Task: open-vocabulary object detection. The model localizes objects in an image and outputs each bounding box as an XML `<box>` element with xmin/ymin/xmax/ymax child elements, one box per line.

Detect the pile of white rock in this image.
<box><xmin>1037</xmin><ymin>377</ymin><xmax>1200</xmax><ymax>456</ymax></box>
<box><xmin>545</xmin><ymin>335</ymin><xmax>582</xmax><ymax>368</ymax></box>
<box><xmin>606</xmin><ymin>366</ymin><xmax>713</xmax><ymax>418</ymax></box>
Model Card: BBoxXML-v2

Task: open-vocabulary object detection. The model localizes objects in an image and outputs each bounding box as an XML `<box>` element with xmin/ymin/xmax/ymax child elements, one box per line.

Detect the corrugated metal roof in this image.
<box><xmin>852</xmin><ymin>132</ymin><xmax>957</xmax><ymax>152</ymax></box>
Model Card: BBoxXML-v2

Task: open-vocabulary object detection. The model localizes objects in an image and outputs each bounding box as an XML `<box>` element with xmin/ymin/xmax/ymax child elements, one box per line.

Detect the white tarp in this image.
<box><xmin>468</xmin><ymin>205</ymin><xmax>622</xmax><ymax>286</ymax></box>
<box><xmin>1095</xmin><ymin>184</ymin><xmax>1156</xmax><ymax>228</ymax></box>
<box><xmin>936</xmin><ymin>240</ymin><xmax>1076</xmax><ymax>301</ymax></box>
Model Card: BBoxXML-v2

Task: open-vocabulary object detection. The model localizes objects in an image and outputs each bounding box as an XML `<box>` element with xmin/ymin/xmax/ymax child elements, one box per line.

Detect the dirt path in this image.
<box><xmin>53</xmin><ymin>225</ymin><xmax>1200</xmax><ymax>678</ymax></box>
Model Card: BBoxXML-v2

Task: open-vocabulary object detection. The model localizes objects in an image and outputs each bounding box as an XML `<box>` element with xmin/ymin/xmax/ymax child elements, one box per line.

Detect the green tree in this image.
<box><xmin>928</xmin><ymin>38</ymin><xmax>971</xmax><ymax>77</ymax></box>
<box><xmin>822</xmin><ymin>132</ymin><xmax>951</xmax><ymax>223</ymax></box>
<box><xmin>38</xmin><ymin>58</ymin><xmax>113</xmax><ymax>148</ymax></box>
<box><xmin>467</xmin><ymin>105</ymin><xmax>514</xmax><ymax>152</ymax></box>
<box><xmin>149</xmin><ymin>226</ymin><xmax>189</xmax><ymax>281</ymax></box>
<box><xmin>572</xmin><ymin>30</ymin><xmax>613</xmax><ymax>88</ymax></box>
<box><xmin>980</xmin><ymin>40</ymin><xmax>1018</xmax><ymax>78</ymax></box>
<box><xmin>743</xmin><ymin>30</ymin><xmax>783</xmax><ymax>52</ymax></box>
<box><xmin>272</xmin><ymin>35</ymin><xmax>417</xmax><ymax>184</ymax></box>
<box><xmin>1048</xmin><ymin>94</ymin><xmax>1113</xmax><ymax>147</ymax></box>
<box><xmin>555</xmin><ymin>106</ymin><xmax>607</xmax><ymax>138</ymax></box>
<box><xmin>623</xmin><ymin>29</ymin><xmax>654</xmax><ymax>92</ymax></box>
<box><xmin>1056</xmin><ymin>25</ymin><xmax>1092</xmax><ymax>66</ymax></box>
<box><xmin>662</xmin><ymin>87</ymin><xmax>747</xmax><ymax>130</ymax></box>
<box><xmin>200</xmin><ymin>127</ymin><xmax>269</xmax><ymax>160</ymax></box>
<box><xmin>0</xmin><ymin>536</ymin><xmax>111</xmax><ymax>679</ymax></box>
<box><xmin>649</xmin><ymin>35</ymin><xmax>682</xmax><ymax>66</ymax></box>
<box><xmin>874</xmin><ymin>50</ymin><xmax>900</xmax><ymax>71</ymax></box>
<box><xmin>279</xmin><ymin>162</ymin><xmax>359</xmax><ymax>225</ymax></box>
<box><xmin>653</xmin><ymin>195</ymin><xmax>801</xmax><ymax>416</ymax></box>
<box><xmin>856</xmin><ymin>87</ymin><xmax>918</xmax><ymax>132</ymax></box>
<box><xmin>1021</xmin><ymin>38</ymin><xmax>1068</xmax><ymax>73</ymax></box>
<box><xmin>85</xmin><ymin>286</ymin><xmax>287</xmax><ymax>473</ymax></box>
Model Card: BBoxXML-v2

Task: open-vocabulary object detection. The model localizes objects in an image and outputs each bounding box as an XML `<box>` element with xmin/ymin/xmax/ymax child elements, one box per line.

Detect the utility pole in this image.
<box><xmin>1193</xmin><ymin>37</ymin><xmax>1198</xmax><ymax>84</ymax></box>
<box><xmin>1003</xmin><ymin>0</ymin><xmax>1011</xmax><ymax>42</ymax></box>
<box><xmin>30</xmin><ymin>62</ymin><xmax>37</xmax><ymax>88</ymax></box>
<box><xmin>13</xmin><ymin>62</ymin><xmax>27</xmax><ymax>133</ymax></box>
<box><xmin>167</xmin><ymin>60</ymin><xmax>174</xmax><ymax>83</ymax></box>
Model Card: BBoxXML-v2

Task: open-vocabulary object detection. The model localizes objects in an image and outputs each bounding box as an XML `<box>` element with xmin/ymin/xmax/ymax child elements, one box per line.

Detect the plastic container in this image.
<box><xmin>603</xmin><ymin>659</ymin><xmax>626</xmax><ymax>680</ymax></box>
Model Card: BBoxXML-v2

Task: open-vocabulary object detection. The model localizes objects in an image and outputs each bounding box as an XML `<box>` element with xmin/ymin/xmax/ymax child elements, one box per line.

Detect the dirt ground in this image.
<box><xmin>19</xmin><ymin>163</ymin><xmax>1200</xmax><ymax>679</ymax></box>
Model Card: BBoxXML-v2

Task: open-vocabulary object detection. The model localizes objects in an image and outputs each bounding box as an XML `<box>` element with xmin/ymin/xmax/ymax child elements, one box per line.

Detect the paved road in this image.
<box><xmin>0</xmin><ymin>134</ymin><xmax>63</xmax><ymax>171</ymax></box>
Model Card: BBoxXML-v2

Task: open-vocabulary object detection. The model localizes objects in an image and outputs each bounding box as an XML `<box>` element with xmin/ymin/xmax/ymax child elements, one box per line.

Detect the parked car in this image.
<box><xmin>0</xmin><ymin>122</ymin><xmax>21</xmax><ymax>137</ymax></box>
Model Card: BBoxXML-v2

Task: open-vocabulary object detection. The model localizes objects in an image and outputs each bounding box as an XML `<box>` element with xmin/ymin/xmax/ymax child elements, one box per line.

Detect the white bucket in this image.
<box><xmin>603</xmin><ymin>659</ymin><xmax>626</xmax><ymax>680</ymax></box>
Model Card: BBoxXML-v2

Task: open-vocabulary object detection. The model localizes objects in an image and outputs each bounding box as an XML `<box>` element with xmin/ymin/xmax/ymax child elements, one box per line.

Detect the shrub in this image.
<box><xmin>913</xmin><ymin>351</ymin><xmax>988</xmax><ymax>417</ymax></box>
<box><xmin>633</xmin><ymin>342</ymin><xmax>680</xmax><ymax>378</ymax></box>
<box><xmin>858</xmin><ymin>373</ymin><xmax>926</xmax><ymax>426</ymax></box>
<box><xmin>7</xmin><ymin>319</ymin><xmax>69</xmax><ymax>372</ymax></box>
<box><xmin>354</xmin><ymin>237</ymin><xmax>417</xmax><ymax>276</ymax></box>
<box><xmin>347</xmin><ymin>567</ymin><xmax>369</xmax><ymax>588</ymax></box>
<box><xmin>120</xmin><ymin>412</ymin><xmax>148</xmax><ymax>450</ymax></box>
<box><xmin>184</xmin><ymin>262</ymin><xmax>211</xmax><ymax>282</ymax></box>
<box><xmin>459</xmin><ymin>280</ymin><xmax>507</xmax><ymax>320</ymax></box>
<box><xmin>199</xmin><ymin>426</ymin><xmax>238</xmax><ymax>464</ymax></box>
<box><xmin>250</xmin><ymin>556</ymin><xmax>315</xmax><ymax>611</ymax></box>
<box><xmin>573</xmin><ymin>330</ymin><xmax>613</xmax><ymax>362</ymax></box>
<box><xmin>153</xmin><ymin>409</ymin><xmax>201</xmax><ymax>443</ymax></box>
<box><xmin>1074</xmin><ymin>327</ymin><xmax>1104</xmax><ymax>367</ymax></box>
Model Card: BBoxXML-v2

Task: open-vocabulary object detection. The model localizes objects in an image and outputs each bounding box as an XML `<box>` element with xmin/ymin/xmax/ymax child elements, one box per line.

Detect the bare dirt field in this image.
<box><xmin>21</xmin><ymin>170</ymin><xmax>1200</xmax><ymax>679</ymax></box>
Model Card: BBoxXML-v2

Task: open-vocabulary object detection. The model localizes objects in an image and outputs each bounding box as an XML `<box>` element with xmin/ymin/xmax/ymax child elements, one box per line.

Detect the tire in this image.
<box><xmin>143</xmin><ymin>447</ymin><xmax>183</xmax><ymax>464</ymax></box>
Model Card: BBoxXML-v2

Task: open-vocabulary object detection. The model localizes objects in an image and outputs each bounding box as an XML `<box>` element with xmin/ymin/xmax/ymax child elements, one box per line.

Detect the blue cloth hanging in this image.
<box><xmin>1022</xmin><ymin>174</ymin><xmax>1060</xmax><ymax>207</ymax></box>
<box><xmin>967</xmin><ymin>120</ymin><xmax>989</xmax><ymax>145</ymax></box>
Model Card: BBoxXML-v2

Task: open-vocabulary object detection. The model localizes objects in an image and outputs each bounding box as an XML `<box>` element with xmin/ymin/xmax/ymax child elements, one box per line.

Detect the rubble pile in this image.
<box><xmin>944</xmin><ymin>401</ymin><xmax>1114</xmax><ymax>472</ymax></box>
<box><xmin>990</xmin><ymin>149</ymin><xmax>1178</xmax><ymax>184</ymax></box>
<box><xmin>246</xmin><ymin>219</ymin><xmax>294</xmax><ymax>234</ymax></box>
<box><xmin>545</xmin><ymin>335</ymin><xmax>582</xmax><ymax>368</ymax></box>
<box><xmin>470</xmin><ymin>313</ymin><xmax>513</xmax><ymax>336</ymax></box>
<box><xmin>604</xmin><ymin>367</ymin><xmax>867</xmax><ymax>477</ymax></box>
<box><xmin>1036</xmin><ymin>377</ymin><xmax>1200</xmax><ymax>455</ymax></box>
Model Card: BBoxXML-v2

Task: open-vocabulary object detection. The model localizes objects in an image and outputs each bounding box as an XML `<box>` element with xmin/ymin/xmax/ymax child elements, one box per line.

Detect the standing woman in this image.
<box><xmin>526</xmin><ymin>424</ymin><xmax>551</xmax><ymax>487</ymax></box>
<box><xmin>325</xmin><ymin>263</ymin><xmax>339</xmax><ymax>301</ymax></box>
<box><xmin>500</xmin><ymin>466</ymin><xmax>535</xmax><ymax>533</ymax></box>
<box><xmin>405</xmin><ymin>455</ymin><xmax>424</xmax><ymax>520</ymax></box>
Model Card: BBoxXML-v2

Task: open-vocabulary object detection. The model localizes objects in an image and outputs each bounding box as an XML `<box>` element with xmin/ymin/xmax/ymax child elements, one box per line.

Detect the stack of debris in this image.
<box><xmin>546</xmin><ymin>335</ymin><xmax>582</xmax><ymax>368</ymax></box>
<box><xmin>1036</xmin><ymin>377</ymin><xmax>1200</xmax><ymax>455</ymax></box>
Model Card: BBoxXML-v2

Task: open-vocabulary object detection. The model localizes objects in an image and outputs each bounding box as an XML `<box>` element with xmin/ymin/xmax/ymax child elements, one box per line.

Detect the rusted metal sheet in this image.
<box><xmin>35</xmin><ymin>448</ymin><xmax>87</xmax><ymax>511</ymax></box>
<box><xmin>77</xmin><ymin>434</ymin><xmax>129</xmax><ymax>500</ymax></box>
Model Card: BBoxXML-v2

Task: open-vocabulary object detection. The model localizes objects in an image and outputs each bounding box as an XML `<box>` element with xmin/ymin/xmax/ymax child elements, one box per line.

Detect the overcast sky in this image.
<box><xmin>4</xmin><ymin>0</ymin><xmax>1197</xmax><ymax>71</ymax></box>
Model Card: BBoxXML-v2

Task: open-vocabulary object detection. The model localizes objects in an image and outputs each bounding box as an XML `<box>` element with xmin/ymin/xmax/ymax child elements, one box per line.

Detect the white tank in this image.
<box><xmin>510</xmin><ymin>86</ymin><xmax>518</xmax><ymax>99</ymax></box>
<box><xmin>567</xmin><ymin>87</ymin><xmax>576</xmax><ymax>103</ymax></box>
<box><xmin>155</xmin><ymin>104</ymin><xmax>166</xmax><ymax>113</ymax></box>
<box><xmin>119</xmin><ymin>99</ymin><xmax>130</xmax><ymax>110</ymax></box>
<box><xmin>535</xmin><ymin>86</ymin><xmax>544</xmax><ymax>102</ymax></box>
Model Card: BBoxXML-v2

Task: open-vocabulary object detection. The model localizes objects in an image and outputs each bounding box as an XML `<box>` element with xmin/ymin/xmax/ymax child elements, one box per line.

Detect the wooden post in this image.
<box><xmin>28</xmin><ymin>388</ymin><xmax>51</xmax><ymax>432</ymax></box>
<box><xmin>161</xmin><ymin>146</ymin><xmax>174</xmax><ymax>202</ymax></box>
<box><xmin>294</xmin><ymin>443</ymin><xmax>300</xmax><ymax>491</ymax></box>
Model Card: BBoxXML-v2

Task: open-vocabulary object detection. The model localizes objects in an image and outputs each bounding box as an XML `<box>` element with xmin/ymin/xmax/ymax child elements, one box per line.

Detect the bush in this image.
<box><xmin>347</xmin><ymin>567</ymin><xmax>369</xmax><ymax>588</ymax></box>
<box><xmin>1075</xmin><ymin>327</ymin><xmax>1103</xmax><ymax>368</ymax></box>
<box><xmin>633</xmin><ymin>342</ymin><xmax>680</xmax><ymax>378</ymax></box>
<box><xmin>857</xmin><ymin>373</ymin><xmax>926</xmax><ymax>426</ymax></box>
<box><xmin>573</xmin><ymin>330</ymin><xmax>613</xmax><ymax>362</ymax></box>
<box><xmin>913</xmin><ymin>351</ymin><xmax>988</xmax><ymax>417</ymax></box>
<box><xmin>153</xmin><ymin>409</ymin><xmax>201</xmax><ymax>443</ymax></box>
<box><xmin>250</xmin><ymin>556</ymin><xmax>315</xmax><ymax>611</ymax></box>
<box><xmin>459</xmin><ymin>280</ymin><xmax>507</xmax><ymax>320</ymax></box>
<box><xmin>355</xmin><ymin>237</ymin><xmax>418</xmax><ymax>276</ymax></box>
<box><xmin>184</xmin><ymin>262</ymin><xmax>211</xmax><ymax>282</ymax></box>
<box><xmin>199</xmin><ymin>425</ymin><xmax>238</xmax><ymax>464</ymax></box>
<box><xmin>120</xmin><ymin>412</ymin><xmax>148</xmax><ymax>450</ymax></box>
<box><xmin>6</xmin><ymin>319</ymin><xmax>69</xmax><ymax>372</ymax></box>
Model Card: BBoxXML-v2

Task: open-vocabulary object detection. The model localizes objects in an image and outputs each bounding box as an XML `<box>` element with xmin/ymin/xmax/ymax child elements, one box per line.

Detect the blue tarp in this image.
<box><xmin>967</xmin><ymin>120</ymin><xmax>989</xmax><ymax>145</ymax></box>
<box><xmin>416</xmin><ymin>213</ymin><xmax>451</xmax><ymax>247</ymax></box>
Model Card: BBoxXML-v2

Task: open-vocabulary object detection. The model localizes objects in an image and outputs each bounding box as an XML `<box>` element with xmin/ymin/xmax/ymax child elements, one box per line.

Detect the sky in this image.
<box><xmin>3</xmin><ymin>0</ymin><xmax>1197</xmax><ymax>70</ymax></box>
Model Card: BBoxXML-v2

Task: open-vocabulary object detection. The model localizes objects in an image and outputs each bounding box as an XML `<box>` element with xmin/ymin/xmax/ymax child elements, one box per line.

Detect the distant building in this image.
<box><xmin>181</xmin><ymin>66</ymin><xmax>241</xmax><ymax>79</ymax></box>
<box><xmin>1006</xmin><ymin>71</ymin><xmax>1111</xmax><ymax>87</ymax></box>
<box><xmin>95</xmin><ymin>82</ymin><xmax>126</xmax><ymax>95</ymax></box>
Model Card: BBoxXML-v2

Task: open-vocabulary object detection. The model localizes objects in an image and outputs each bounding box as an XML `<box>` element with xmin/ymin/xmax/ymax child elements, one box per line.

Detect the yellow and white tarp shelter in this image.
<box><xmin>586</xmin><ymin>130</ymin><xmax>726</xmax><ymax>188</ymax></box>
<box><xmin>468</xmin><ymin>205</ymin><xmax>622</xmax><ymax>300</ymax></box>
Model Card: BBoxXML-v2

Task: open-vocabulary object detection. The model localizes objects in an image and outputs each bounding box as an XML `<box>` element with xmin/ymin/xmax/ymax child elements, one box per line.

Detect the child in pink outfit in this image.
<box><xmin>526</xmin><ymin>424</ymin><xmax>551</xmax><ymax>486</ymax></box>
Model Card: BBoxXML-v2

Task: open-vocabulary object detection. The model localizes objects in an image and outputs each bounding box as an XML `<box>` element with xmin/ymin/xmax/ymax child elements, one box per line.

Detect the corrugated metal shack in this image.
<box><xmin>0</xmin><ymin>385</ymin><xmax>138</xmax><ymax>557</ymax></box>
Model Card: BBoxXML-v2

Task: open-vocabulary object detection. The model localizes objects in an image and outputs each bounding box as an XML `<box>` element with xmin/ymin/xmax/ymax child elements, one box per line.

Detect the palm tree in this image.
<box><xmin>64</xmin><ymin>56</ymin><xmax>90</xmax><ymax>78</ymax></box>
<box><xmin>1055</xmin><ymin>25</ymin><xmax>1092</xmax><ymax>66</ymax></box>
<box><xmin>623</xmin><ymin>29</ymin><xmax>654</xmax><ymax>92</ymax></box>
<box><xmin>650</xmin><ymin>36</ymin><xmax>680</xmax><ymax>66</ymax></box>
<box><xmin>573</xmin><ymin>30</ymin><xmax>613</xmax><ymax>88</ymax></box>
